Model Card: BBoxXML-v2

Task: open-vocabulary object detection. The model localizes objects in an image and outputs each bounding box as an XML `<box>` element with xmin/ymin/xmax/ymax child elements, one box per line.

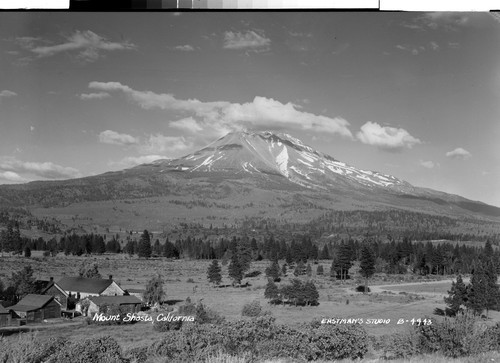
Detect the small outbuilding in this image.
<box><xmin>10</xmin><ymin>294</ymin><xmax>61</xmax><ymax>324</ymax></box>
<box><xmin>0</xmin><ymin>304</ymin><xmax>12</xmax><ymax>327</ymax></box>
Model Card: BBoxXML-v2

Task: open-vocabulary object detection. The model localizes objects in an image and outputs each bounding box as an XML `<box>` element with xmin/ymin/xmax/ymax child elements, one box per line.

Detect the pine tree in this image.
<box><xmin>320</xmin><ymin>245</ymin><xmax>330</xmax><ymax>260</ymax></box>
<box><xmin>304</xmin><ymin>281</ymin><xmax>319</xmax><ymax>306</ymax></box>
<box><xmin>359</xmin><ymin>245</ymin><xmax>376</xmax><ymax>293</ymax></box>
<box><xmin>264</xmin><ymin>279</ymin><xmax>279</xmax><ymax>303</ymax></box>
<box><xmin>237</xmin><ymin>238</ymin><xmax>253</xmax><ymax>274</ymax></box>
<box><xmin>294</xmin><ymin>260</ymin><xmax>306</xmax><ymax>276</ymax></box>
<box><xmin>337</xmin><ymin>243</ymin><xmax>353</xmax><ymax>283</ymax></box>
<box><xmin>316</xmin><ymin>264</ymin><xmax>324</xmax><ymax>276</ymax></box>
<box><xmin>467</xmin><ymin>263</ymin><xmax>488</xmax><ymax>315</ymax></box>
<box><xmin>330</xmin><ymin>258</ymin><xmax>338</xmax><ymax>279</ymax></box>
<box><xmin>144</xmin><ymin>274</ymin><xmax>165</xmax><ymax>306</ymax></box>
<box><xmin>484</xmin><ymin>260</ymin><xmax>500</xmax><ymax>315</ymax></box>
<box><xmin>444</xmin><ymin>274</ymin><xmax>468</xmax><ymax>315</ymax></box>
<box><xmin>137</xmin><ymin>230</ymin><xmax>152</xmax><ymax>259</ymax></box>
<box><xmin>228</xmin><ymin>252</ymin><xmax>243</xmax><ymax>285</ymax></box>
<box><xmin>265</xmin><ymin>259</ymin><xmax>281</xmax><ymax>281</ymax></box>
<box><xmin>207</xmin><ymin>259</ymin><xmax>222</xmax><ymax>286</ymax></box>
<box><xmin>306</xmin><ymin>263</ymin><xmax>312</xmax><ymax>277</ymax></box>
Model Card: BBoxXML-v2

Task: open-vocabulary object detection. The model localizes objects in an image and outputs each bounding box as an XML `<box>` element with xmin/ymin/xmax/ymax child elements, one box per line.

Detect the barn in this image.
<box><xmin>85</xmin><ymin>295</ymin><xmax>143</xmax><ymax>316</ymax></box>
<box><xmin>10</xmin><ymin>294</ymin><xmax>61</xmax><ymax>324</ymax></box>
<box><xmin>0</xmin><ymin>304</ymin><xmax>12</xmax><ymax>327</ymax></box>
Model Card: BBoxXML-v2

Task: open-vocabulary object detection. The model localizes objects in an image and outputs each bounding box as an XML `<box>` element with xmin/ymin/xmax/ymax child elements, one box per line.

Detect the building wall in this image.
<box><xmin>44</xmin><ymin>285</ymin><xmax>69</xmax><ymax>310</ymax></box>
<box><xmin>101</xmin><ymin>282</ymin><xmax>125</xmax><ymax>296</ymax></box>
<box><xmin>24</xmin><ymin>300</ymin><xmax>61</xmax><ymax>324</ymax></box>
<box><xmin>0</xmin><ymin>313</ymin><xmax>11</xmax><ymax>327</ymax></box>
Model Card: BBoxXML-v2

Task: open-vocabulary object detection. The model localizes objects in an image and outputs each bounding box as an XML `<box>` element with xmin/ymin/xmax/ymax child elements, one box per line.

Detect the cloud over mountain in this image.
<box><xmin>356</xmin><ymin>121</ymin><xmax>421</xmax><ymax>151</ymax></box>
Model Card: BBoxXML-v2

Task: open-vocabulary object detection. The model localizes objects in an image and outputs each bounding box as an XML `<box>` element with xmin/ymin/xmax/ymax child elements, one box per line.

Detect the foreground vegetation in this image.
<box><xmin>1</xmin><ymin>310</ymin><xmax>499</xmax><ymax>363</ymax></box>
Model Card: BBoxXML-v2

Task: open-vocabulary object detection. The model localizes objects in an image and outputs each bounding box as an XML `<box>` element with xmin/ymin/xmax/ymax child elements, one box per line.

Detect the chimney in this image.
<box><xmin>109</xmin><ymin>275</ymin><xmax>113</xmax><ymax>280</ymax></box>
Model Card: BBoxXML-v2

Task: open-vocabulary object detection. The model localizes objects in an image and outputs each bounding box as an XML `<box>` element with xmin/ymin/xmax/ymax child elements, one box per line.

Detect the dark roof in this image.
<box><xmin>126</xmin><ymin>288</ymin><xmax>145</xmax><ymax>293</ymax></box>
<box><xmin>10</xmin><ymin>294</ymin><xmax>54</xmax><ymax>312</ymax></box>
<box><xmin>0</xmin><ymin>305</ymin><xmax>10</xmax><ymax>314</ymax></box>
<box><xmin>34</xmin><ymin>280</ymin><xmax>54</xmax><ymax>294</ymax></box>
<box><xmin>57</xmin><ymin>277</ymin><xmax>115</xmax><ymax>294</ymax></box>
<box><xmin>89</xmin><ymin>295</ymin><xmax>142</xmax><ymax>306</ymax></box>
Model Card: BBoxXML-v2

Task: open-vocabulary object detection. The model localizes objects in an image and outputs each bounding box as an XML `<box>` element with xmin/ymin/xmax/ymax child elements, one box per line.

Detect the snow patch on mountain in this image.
<box><xmin>276</xmin><ymin>147</ymin><xmax>289</xmax><ymax>177</ymax></box>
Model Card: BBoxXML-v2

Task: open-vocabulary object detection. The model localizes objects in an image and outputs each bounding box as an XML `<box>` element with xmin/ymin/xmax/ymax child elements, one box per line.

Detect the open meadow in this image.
<box><xmin>2</xmin><ymin>251</ymin><xmax>499</xmax><ymax>353</ymax></box>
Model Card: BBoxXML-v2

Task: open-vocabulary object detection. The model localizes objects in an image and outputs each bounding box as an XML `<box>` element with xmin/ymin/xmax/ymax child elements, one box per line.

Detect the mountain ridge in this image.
<box><xmin>0</xmin><ymin>130</ymin><xmax>499</xmax><ymax>223</ymax></box>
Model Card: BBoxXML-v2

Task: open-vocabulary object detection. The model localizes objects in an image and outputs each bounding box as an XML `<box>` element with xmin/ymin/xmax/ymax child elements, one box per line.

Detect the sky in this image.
<box><xmin>0</xmin><ymin>12</ymin><xmax>499</xmax><ymax>207</ymax></box>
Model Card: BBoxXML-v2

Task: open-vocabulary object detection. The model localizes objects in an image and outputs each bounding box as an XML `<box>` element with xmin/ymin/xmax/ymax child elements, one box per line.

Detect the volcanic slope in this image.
<box><xmin>0</xmin><ymin>130</ymin><xmax>499</xmax><ymax>230</ymax></box>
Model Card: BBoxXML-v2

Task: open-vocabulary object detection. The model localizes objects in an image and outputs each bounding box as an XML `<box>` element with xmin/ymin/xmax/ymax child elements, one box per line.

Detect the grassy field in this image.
<box><xmin>1</xmin><ymin>253</ymin><xmax>499</xmax><ymax>353</ymax></box>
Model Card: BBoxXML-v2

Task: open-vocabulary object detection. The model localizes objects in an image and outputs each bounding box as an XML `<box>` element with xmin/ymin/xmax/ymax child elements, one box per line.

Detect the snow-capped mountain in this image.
<box><xmin>1</xmin><ymin>130</ymin><xmax>499</xmax><ymax>223</ymax></box>
<box><xmin>151</xmin><ymin>130</ymin><xmax>413</xmax><ymax>193</ymax></box>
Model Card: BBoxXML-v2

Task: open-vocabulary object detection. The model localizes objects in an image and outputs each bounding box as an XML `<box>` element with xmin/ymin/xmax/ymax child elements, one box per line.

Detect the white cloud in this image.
<box><xmin>88</xmin><ymin>81</ymin><xmax>353</xmax><ymax>139</ymax></box>
<box><xmin>356</xmin><ymin>121</ymin><xmax>422</xmax><ymax>151</ymax></box>
<box><xmin>0</xmin><ymin>171</ymin><xmax>27</xmax><ymax>183</ymax></box>
<box><xmin>173</xmin><ymin>45</ymin><xmax>195</xmax><ymax>51</ymax></box>
<box><xmin>110</xmin><ymin>155</ymin><xmax>166</xmax><ymax>168</ymax></box>
<box><xmin>140</xmin><ymin>134</ymin><xmax>192</xmax><ymax>154</ymax></box>
<box><xmin>429</xmin><ymin>41</ymin><xmax>440</xmax><ymax>50</ymax></box>
<box><xmin>0</xmin><ymin>157</ymin><xmax>81</xmax><ymax>180</ymax></box>
<box><xmin>404</xmin><ymin>13</ymin><xmax>471</xmax><ymax>32</ymax></box>
<box><xmin>98</xmin><ymin>130</ymin><xmax>139</xmax><ymax>146</ymax></box>
<box><xmin>79</xmin><ymin>92</ymin><xmax>110</xmax><ymax>100</ymax></box>
<box><xmin>419</xmin><ymin>160</ymin><xmax>436</xmax><ymax>169</ymax></box>
<box><xmin>170</xmin><ymin>117</ymin><xmax>204</xmax><ymax>133</ymax></box>
<box><xmin>17</xmin><ymin>30</ymin><xmax>136</xmax><ymax>63</ymax></box>
<box><xmin>446</xmin><ymin>147</ymin><xmax>471</xmax><ymax>159</ymax></box>
<box><xmin>0</xmin><ymin>90</ymin><xmax>17</xmax><ymax>98</ymax></box>
<box><xmin>223</xmin><ymin>30</ymin><xmax>271</xmax><ymax>51</ymax></box>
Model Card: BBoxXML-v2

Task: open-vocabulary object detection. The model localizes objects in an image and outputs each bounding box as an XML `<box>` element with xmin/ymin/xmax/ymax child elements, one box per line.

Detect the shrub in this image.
<box><xmin>309</xmin><ymin>324</ymin><xmax>369</xmax><ymax>360</ymax></box>
<box><xmin>0</xmin><ymin>333</ymin><xmax>68</xmax><ymax>363</ymax></box>
<box><xmin>383</xmin><ymin>327</ymin><xmax>420</xmax><ymax>359</ymax></box>
<box><xmin>355</xmin><ymin>285</ymin><xmax>370</xmax><ymax>293</ymax></box>
<box><xmin>241</xmin><ymin>300</ymin><xmax>262</xmax><ymax>317</ymax></box>
<box><xmin>46</xmin><ymin>336</ymin><xmax>126</xmax><ymax>363</ymax></box>
<box><xmin>153</xmin><ymin>313</ymin><xmax>184</xmax><ymax>331</ymax></box>
<box><xmin>417</xmin><ymin>310</ymin><xmax>494</xmax><ymax>358</ymax></box>
<box><xmin>124</xmin><ymin>346</ymin><xmax>148</xmax><ymax>363</ymax></box>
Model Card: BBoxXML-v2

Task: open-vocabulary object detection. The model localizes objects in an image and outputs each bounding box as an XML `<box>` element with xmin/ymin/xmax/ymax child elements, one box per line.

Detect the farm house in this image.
<box><xmin>54</xmin><ymin>275</ymin><xmax>125</xmax><ymax>300</ymax></box>
<box><xmin>10</xmin><ymin>294</ymin><xmax>61</xmax><ymax>324</ymax></box>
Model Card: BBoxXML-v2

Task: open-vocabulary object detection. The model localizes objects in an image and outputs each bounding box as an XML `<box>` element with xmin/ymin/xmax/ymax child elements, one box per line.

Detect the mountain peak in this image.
<box><xmin>157</xmin><ymin>130</ymin><xmax>410</xmax><ymax>192</ymax></box>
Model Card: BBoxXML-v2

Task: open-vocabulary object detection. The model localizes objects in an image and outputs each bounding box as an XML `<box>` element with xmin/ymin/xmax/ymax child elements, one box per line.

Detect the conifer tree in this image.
<box><xmin>304</xmin><ymin>281</ymin><xmax>319</xmax><ymax>305</ymax></box>
<box><xmin>137</xmin><ymin>230</ymin><xmax>152</xmax><ymax>259</ymax></box>
<box><xmin>264</xmin><ymin>279</ymin><xmax>279</xmax><ymax>303</ymax></box>
<box><xmin>207</xmin><ymin>259</ymin><xmax>222</xmax><ymax>286</ymax></box>
<box><xmin>294</xmin><ymin>260</ymin><xmax>306</xmax><ymax>276</ymax></box>
<box><xmin>306</xmin><ymin>263</ymin><xmax>312</xmax><ymax>277</ymax></box>
<box><xmin>444</xmin><ymin>274</ymin><xmax>468</xmax><ymax>315</ymax></box>
<box><xmin>467</xmin><ymin>263</ymin><xmax>488</xmax><ymax>315</ymax></box>
<box><xmin>360</xmin><ymin>245</ymin><xmax>376</xmax><ymax>293</ymax></box>
<box><xmin>228</xmin><ymin>252</ymin><xmax>243</xmax><ymax>285</ymax></box>
<box><xmin>316</xmin><ymin>264</ymin><xmax>324</xmax><ymax>276</ymax></box>
<box><xmin>265</xmin><ymin>259</ymin><xmax>281</xmax><ymax>281</ymax></box>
